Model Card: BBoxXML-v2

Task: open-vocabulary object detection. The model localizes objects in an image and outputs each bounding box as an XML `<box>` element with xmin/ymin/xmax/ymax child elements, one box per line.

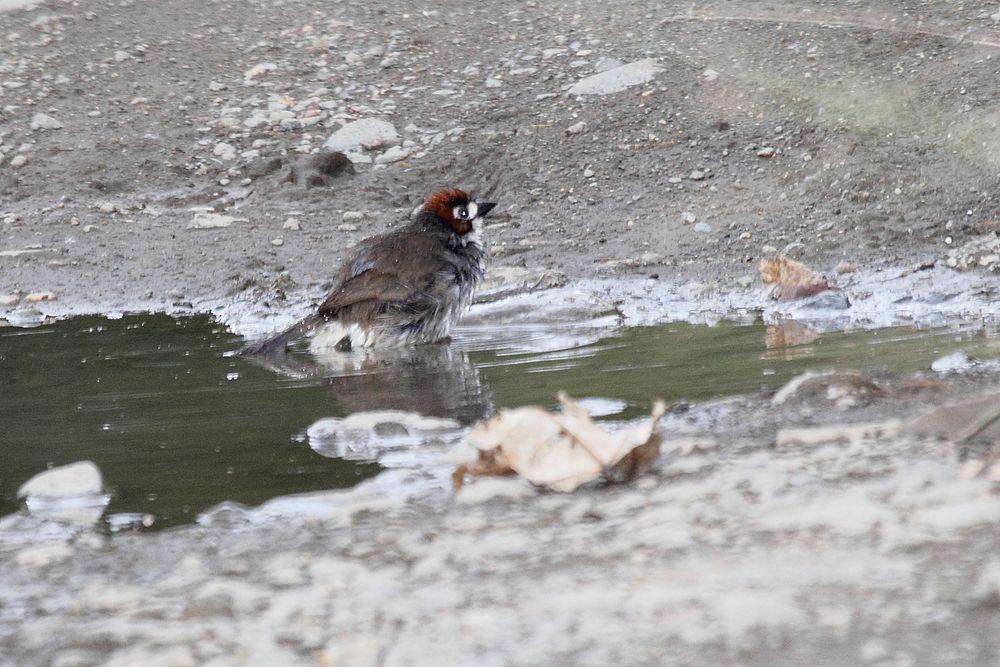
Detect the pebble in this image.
<box><xmin>567</xmin><ymin>59</ymin><xmax>663</xmax><ymax>96</ymax></box>
<box><xmin>667</xmin><ymin>176</ymin><xmax>682</xmax><ymax>184</ymax></box>
<box><xmin>213</xmin><ymin>142</ymin><xmax>237</xmax><ymax>161</ymax></box>
<box><xmin>97</xmin><ymin>202</ymin><xmax>117</xmax><ymax>214</ymax></box>
<box><xmin>484</xmin><ymin>77</ymin><xmax>503</xmax><ymax>88</ymax></box>
<box><xmin>337</xmin><ymin>223</ymin><xmax>359</xmax><ymax>232</ymax></box>
<box><xmin>702</xmin><ymin>68</ymin><xmax>720</xmax><ymax>82</ymax></box>
<box><xmin>244</xmin><ymin>62</ymin><xmax>277</xmax><ymax>80</ymax></box>
<box><xmin>757</xmin><ymin>146</ymin><xmax>776</xmax><ymax>158</ymax></box>
<box><xmin>693</xmin><ymin>222</ymin><xmax>712</xmax><ymax>233</ymax></box>
<box><xmin>187</xmin><ymin>212</ymin><xmax>245</xmax><ymax>229</ymax></box>
<box><xmin>9</xmin><ymin>154</ymin><xmax>27</xmax><ymax>167</ymax></box>
<box><xmin>583</xmin><ymin>167</ymin><xmax>595</xmax><ymax>178</ymax></box>
<box><xmin>0</xmin><ymin>293</ymin><xmax>19</xmax><ymax>306</ymax></box>
<box><xmin>342</xmin><ymin>211</ymin><xmax>367</xmax><ymax>222</ymax></box>
<box><xmin>374</xmin><ymin>146</ymin><xmax>410</xmax><ymax>165</ymax></box>
<box><xmin>566</xmin><ymin>122</ymin><xmax>587</xmax><ymax>135</ymax></box>
<box><xmin>113</xmin><ymin>50</ymin><xmax>130</xmax><ymax>62</ymax></box>
<box><xmin>323</xmin><ymin>118</ymin><xmax>399</xmax><ymax>153</ymax></box>
<box><xmin>681</xmin><ymin>211</ymin><xmax>696</xmax><ymax>224</ymax></box>
<box><xmin>30</xmin><ymin>113</ymin><xmax>63</xmax><ymax>130</ymax></box>
<box><xmin>689</xmin><ymin>170</ymin><xmax>706</xmax><ymax>181</ymax></box>
<box><xmin>24</xmin><ymin>291</ymin><xmax>56</xmax><ymax>303</ymax></box>
<box><xmin>18</xmin><ymin>461</ymin><xmax>102</xmax><ymax>499</ymax></box>
<box><xmin>271</xmin><ymin>238</ymin><xmax>284</xmax><ymax>247</ymax></box>
<box><xmin>282</xmin><ymin>218</ymin><xmax>301</xmax><ymax>231</ymax></box>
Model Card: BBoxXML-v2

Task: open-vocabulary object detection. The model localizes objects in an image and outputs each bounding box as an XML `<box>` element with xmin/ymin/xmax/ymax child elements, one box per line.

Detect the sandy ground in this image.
<box><xmin>2</xmin><ymin>0</ymin><xmax>1000</xmax><ymax>664</ymax></box>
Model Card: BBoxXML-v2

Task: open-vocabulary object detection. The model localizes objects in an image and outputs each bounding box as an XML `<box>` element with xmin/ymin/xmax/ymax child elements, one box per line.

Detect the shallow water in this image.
<box><xmin>1</xmin><ymin>314</ymin><xmax>997</xmax><ymax>528</ymax></box>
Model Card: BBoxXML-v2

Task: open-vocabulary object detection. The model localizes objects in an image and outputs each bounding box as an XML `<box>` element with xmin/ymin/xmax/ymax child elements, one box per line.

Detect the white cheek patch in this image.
<box><xmin>467</xmin><ymin>201</ymin><xmax>478</xmax><ymax>219</ymax></box>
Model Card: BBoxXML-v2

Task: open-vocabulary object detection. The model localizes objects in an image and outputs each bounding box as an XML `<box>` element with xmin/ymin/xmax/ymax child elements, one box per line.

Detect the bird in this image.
<box><xmin>243</xmin><ymin>188</ymin><xmax>496</xmax><ymax>355</ymax></box>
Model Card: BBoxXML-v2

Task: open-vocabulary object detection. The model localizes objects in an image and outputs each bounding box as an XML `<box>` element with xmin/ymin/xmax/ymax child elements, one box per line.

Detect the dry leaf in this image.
<box><xmin>453</xmin><ymin>393</ymin><xmax>665</xmax><ymax>492</ymax></box>
<box><xmin>759</xmin><ymin>254</ymin><xmax>831</xmax><ymax>300</ymax></box>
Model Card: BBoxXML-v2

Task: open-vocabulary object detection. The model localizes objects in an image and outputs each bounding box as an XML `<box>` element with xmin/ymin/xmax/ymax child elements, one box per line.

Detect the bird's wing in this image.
<box><xmin>317</xmin><ymin>230</ymin><xmax>448</xmax><ymax>318</ymax></box>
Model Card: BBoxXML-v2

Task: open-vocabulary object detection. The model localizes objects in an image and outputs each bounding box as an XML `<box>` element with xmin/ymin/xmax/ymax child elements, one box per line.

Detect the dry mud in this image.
<box><xmin>2</xmin><ymin>0</ymin><xmax>1000</xmax><ymax>664</ymax></box>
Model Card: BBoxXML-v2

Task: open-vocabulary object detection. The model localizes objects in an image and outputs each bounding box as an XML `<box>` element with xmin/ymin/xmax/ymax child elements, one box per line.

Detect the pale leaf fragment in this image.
<box><xmin>454</xmin><ymin>393</ymin><xmax>665</xmax><ymax>492</ymax></box>
<box><xmin>759</xmin><ymin>254</ymin><xmax>831</xmax><ymax>300</ymax></box>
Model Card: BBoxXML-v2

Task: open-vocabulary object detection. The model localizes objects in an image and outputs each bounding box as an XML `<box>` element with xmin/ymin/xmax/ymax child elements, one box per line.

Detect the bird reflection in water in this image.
<box><xmin>245</xmin><ymin>343</ymin><xmax>494</xmax><ymax>426</ymax></box>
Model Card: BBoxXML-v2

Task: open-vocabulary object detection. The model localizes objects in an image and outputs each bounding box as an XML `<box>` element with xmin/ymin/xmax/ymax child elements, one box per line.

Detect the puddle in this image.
<box><xmin>1</xmin><ymin>314</ymin><xmax>998</xmax><ymax>529</ymax></box>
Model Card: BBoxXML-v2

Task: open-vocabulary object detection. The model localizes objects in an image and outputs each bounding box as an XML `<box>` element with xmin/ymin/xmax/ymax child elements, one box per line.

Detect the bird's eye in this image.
<box><xmin>458</xmin><ymin>208</ymin><xmax>469</xmax><ymax>219</ymax></box>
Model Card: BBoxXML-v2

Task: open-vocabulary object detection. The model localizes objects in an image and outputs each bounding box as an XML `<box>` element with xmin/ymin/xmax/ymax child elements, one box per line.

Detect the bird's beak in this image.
<box><xmin>476</xmin><ymin>201</ymin><xmax>497</xmax><ymax>218</ymax></box>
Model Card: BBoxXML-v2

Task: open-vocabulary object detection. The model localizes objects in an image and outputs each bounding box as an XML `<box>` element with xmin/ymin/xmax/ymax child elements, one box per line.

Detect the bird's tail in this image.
<box><xmin>241</xmin><ymin>313</ymin><xmax>322</xmax><ymax>356</ymax></box>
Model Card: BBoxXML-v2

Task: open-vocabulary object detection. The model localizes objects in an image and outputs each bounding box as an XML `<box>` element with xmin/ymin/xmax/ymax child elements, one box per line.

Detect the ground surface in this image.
<box><xmin>1</xmin><ymin>0</ymin><xmax>1000</xmax><ymax>665</ymax></box>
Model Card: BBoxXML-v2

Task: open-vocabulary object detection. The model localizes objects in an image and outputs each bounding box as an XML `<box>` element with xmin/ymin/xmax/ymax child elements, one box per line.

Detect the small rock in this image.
<box><xmin>25</xmin><ymin>291</ymin><xmax>56</xmax><ymax>303</ymax></box>
<box><xmin>689</xmin><ymin>170</ymin><xmax>706</xmax><ymax>181</ymax></box>
<box><xmin>342</xmin><ymin>211</ymin><xmax>367</xmax><ymax>222</ymax></box>
<box><xmin>129</xmin><ymin>97</ymin><xmax>147</xmax><ymax>105</ymax></box>
<box><xmin>702</xmin><ymin>68</ymin><xmax>720</xmax><ymax>82</ymax></box>
<box><xmin>213</xmin><ymin>142</ymin><xmax>237</xmax><ymax>161</ymax></box>
<box><xmin>97</xmin><ymin>202</ymin><xmax>117</xmax><ymax>214</ymax></box>
<box><xmin>566</xmin><ymin>122</ymin><xmax>587</xmax><ymax>135</ymax></box>
<box><xmin>30</xmin><ymin>113</ymin><xmax>63</xmax><ymax>130</ymax></box>
<box><xmin>18</xmin><ymin>461</ymin><xmax>103</xmax><ymax>499</ymax></box>
<box><xmin>208</xmin><ymin>81</ymin><xmax>227</xmax><ymax>92</ymax></box>
<box><xmin>681</xmin><ymin>211</ymin><xmax>696</xmax><ymax>224</ymax></box>
<box><xmin>693</xmin><ymin>222</ymin><xmax>712</xmax><ymax>233</ymax></box>
<box><xmin>0</xmin><ymin>293</ymin><xmax>19</xmax><ymax>307</ymax></box>
<box><xmin>375</xmin><ymin>145</ymin><xmax>410</xmax><ymax>165</ymax></box>
<box><xmin>282</xmin><ymin>218</ymin><xmax>301</xmax><ymax>231</ymax></box>
<box><xmin>568</xmin><ymin>59</ymin><xmax>663</xmax><ymax>96</ymax></box>
<box><xmin>757</xmin><ymin>146</ymin><xmax>776</xmax><ymax>158</ymax></box>
<box><xmin>187</xmin><ymin>212</ymin><xmax>245</xmax><ymax>229</ymax></box>
<box><xmin>667</xmin><ymin>176</ymin><xmax>682</xmax><ymax>184</ymax></box>
<box><xmin>835</xmin><ymin>260</ymin><xmax>855</xmax><ymax>274</ymax></box>
<box><xmin>244</xmin><ymin>62</ymin><xmax>277</xmax><ymax>80</ymax></box>
<box><xmin>9</xmin><ymin>154</ymin><xmax>27</xmax><ymax>168</ymax></box>
<box><xmin>113</xmin><ymin>50</ymin><xmax>129</xmax><ymax>62</ymax></box>
<box><xmin>286</xmin><ymin>151</ymin><xmax>353</xmax><ymax>188</ymax></box>
<box><xmin>583</xmin><ymin>167</ymin><xmax>595</xmax><ymax>178</ymax></box>
<box><xmin>323</xmin><ymin>118</ymin><xmax>399</xmax><ymax>153</ymax></box>
<box><xmin>271</xmin><ymin>238</ymin><xmax>284</xmax><ymax>247</ymax></box>
<box><xmin>931</xmin><ymin>351</ymin><xmax>973</xmax><ymax>375</ymax></box>
<box><xmin>484</xmin><ymin>77</ymin><xmax>503</xmax><ymax>88</ymax></box>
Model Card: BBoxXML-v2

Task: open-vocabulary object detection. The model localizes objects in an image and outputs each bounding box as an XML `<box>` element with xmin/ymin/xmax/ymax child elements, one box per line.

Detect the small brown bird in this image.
<box><xmin>244</xmin><ymin>188</ymin><xmax>496</xmax><ymax>355</ymax></box>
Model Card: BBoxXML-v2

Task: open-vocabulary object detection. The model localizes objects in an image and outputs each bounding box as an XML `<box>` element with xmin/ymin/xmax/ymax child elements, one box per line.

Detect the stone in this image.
<box><xmin>681</xmin><ymin>211</ymin><xmax>696</xmax><ymax>224</ymax></box>
<box><xmin>484</xmin><ymin>77</ymin><xmax>503</xmax><ymax>88</ymax></box>
<box><xmin>244</xmin><ymin>62</ymin><xmax>277</xmax><ymax>80</ymax></box>
<box><xmin>282</xmin><ymin>218</ymin><xmax>301</xmax><ymax>231</ymax></box>
<box><xmin>30</xmin><ymin>113</ymin><xmax>63</xmax><ymax>130</ymax></box>
<box><xmin>0</xmin><ymin>293</ymin><xmax>20</xmax><ymax>306</ymax></box>
<box><xmin>323</xmin><ymin>118</ymin><xmax>399</xmax><ymax>153</ymax></box>
<box><xmin>689</xmin><ymin>170</ymin><xmax>706</xmax><ymax>181</ymax></box>
<box><xmin>594</xmin><ymin>56</ymin><xmax>625</xmax><ymax>73</ymax></box>
<box><xmin>757</xmin><ymin>146</ymin><xmax>776</xmax><ymax>158</ymax></box>
<box><xmin>566</xmin><ymin>122</ymin><xmax>587</xmax><ymax>135</ymax></box>
<box><xmin>213</xmin><ymin>142</ymin><xmax>237</xmax><ymax>161</ymax></box>
<box><xmin>9</xmin><ymin>154</ymin><xmax>27</xmax><ymax>167</ymax></box>
<box><xmin>187</xmin><ymin>212</ymin><xmax>246</xmax><ymax>229</ymax></box>
<box><xmin>375</xmin><ymin>145</ymin><xmax>410</xmax><ymax>165</ymax></box>
<box><xmin>24</xmin><ymin>291</ymin><xmax>56</xmax><ymax>302</ymax></box>
<box><xmin>583</xmin><ymin>167</ymin><xmax>595</xmax><ymax>178</ymax></box>
<box><xmin>342</xmin><ymin>211</ymin><xmax>367</xmax><ymax>222</ymax></box>
<box><xmin>567</xmin><ymin>59</ymin><xmax>663</xmax><ymax>96</ymax></box>
<box><xmin>693</xmin><ymin>222</ymin><xmax>712</xmax><ymax>233</ymax></box>
<box><xmin>18</xmin><ymin>461</ymin><xmax>102</xmax><ymax>499</ymax></box>
<box><xmin>271</xmin><ymin>238</ymin><xmax>284</xmax><ymax>247</ymax></box>
<box><xmin>702</xmin><ymin>68</ymin><xmax>720</xmax><ymax>82</ymax></box>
